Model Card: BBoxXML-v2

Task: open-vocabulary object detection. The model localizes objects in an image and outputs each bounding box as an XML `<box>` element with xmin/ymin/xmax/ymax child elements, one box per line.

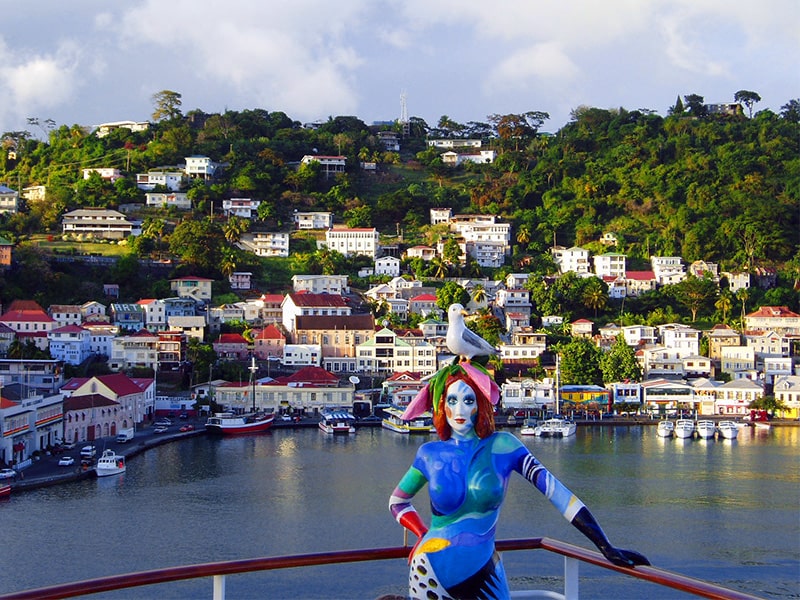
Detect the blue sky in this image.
<box><xmin>2</xmin><ymin>0</ymin><xmax>798</xmax><ymax>137</ymax></box>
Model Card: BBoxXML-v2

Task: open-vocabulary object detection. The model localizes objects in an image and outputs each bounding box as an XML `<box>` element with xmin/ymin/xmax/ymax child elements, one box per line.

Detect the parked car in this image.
<box><xmin>153</xmin><ymin>426</ymin><xmax>169</xmax><ymax>434</ymax></box>
<box><xmin>155</xmin><ymin>419</ymin><xmax>172</xmax><ymax>427</ymax></box>
<box><xmin>0</xmin><ymin>468</ymin><xmax>17</xmax><ymax>480</ymax></box>
<box><xmin>179</xmin><ymin>413</ymin><xmax>188</xmax><ymax>420</ymax></box>
<box><xmin>58</xmin><ymin>456</ymin><xmax>75</xmax><ymax>467</ymax></box>
<box><xmin>179</xmin><ymin>424</ymin><xmax>194</xmax><ymax>432</ymax></box>
<box><xmin>61</xmin><ymin>441</ymin><xmax>76</xmax><ymax>450</ymax></box>
<box><xmin>80</xmin><ymin>445</ymin><xmax>96</xmax><ymax>459</ymax></box>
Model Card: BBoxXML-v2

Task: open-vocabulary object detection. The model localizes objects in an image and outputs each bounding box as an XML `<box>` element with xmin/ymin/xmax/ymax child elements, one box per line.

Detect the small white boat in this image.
<box><xmin>717</xmin><ymin>421</ymin><xmax>739</xmax><ymax>440</ymax></box>
<box><xmin>519</xmin><ymin>418</ymin><xmax>538</xmax><ymax>436</ymax></box>
<box><xmin>95</xmin><ymin>450</ymin><xmax>126</xmax><ymax>477</ymax></box>
<box><xmin>319</xmin><ymin>410</ymin><xmax>356</xmax><ymax>434</ymax></box>
<box><xmin>695</xmin><ymin>420</ymin><xmax>716</xmax><ymax>439</ymax></box>
<box><xmin>656</xmin><ymin>421</ymin><xmax>675</xmax><ymax>438</ymax></box>
<box><xmin>674</xmin><ymin>419</ymin><xmax>695</xmax><ymax>439</ymax></box>
<box><xmin>533</xmin><ymin>418</ymin><xmax>576</xmax><ymax>438</ymax></box>
<box><xmin>381</xmin><ymin>406</ymin><xmax>435</xmax><ymax>434</ymax></box>
<box><xmin>205</xmin><ymin>412</ymin><xmax>275</xmax><ymax>435</ymax></box>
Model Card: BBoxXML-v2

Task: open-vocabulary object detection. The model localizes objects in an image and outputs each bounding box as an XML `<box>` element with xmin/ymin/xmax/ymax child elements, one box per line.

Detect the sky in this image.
<box><xmin>2</xmin><ymin>0</ymin><xmax>799</xmax><ymax>138</ymax></box>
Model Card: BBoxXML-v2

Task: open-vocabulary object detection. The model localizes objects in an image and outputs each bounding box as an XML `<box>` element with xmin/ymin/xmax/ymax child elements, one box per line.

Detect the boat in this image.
<box><xmin>717</xmin><ymin>421</ymin><xmax>739</xmax><ymax>440</ymax></box>
<box><xmin>0</xmin><ymin>483</ymin><xmax>10</xmax><ymax>499</ymax></box>
<box><xmin>533</xmin><ymin>418</ymin><xmax>577</xmax><ymax>438</ymax></box>
<box><xmin>381</xmin><ymin>406</ymin><xmax>434</xmax><ymax>434</ymax></box>
<box><xmin>205</xmin><ymin>412</ymin><xmax>275</xmax><ymax>435</ymax></box>
<box><xmin>656</xmin><ymin>420</ymin><xmax>675</xmax><ymax>438</ymax></box>
<box><xmin>95</xmin><ymin>450</ymin><xmax>126</xmax><ymax>477</ymax></box>
<box><xmin>318</xmin><ymin>410</ymin><xmax>356</xmax><ymax>434</ymax></box>
<box><xmin>695</xmin><ymin>420</ymin><xmax>716</xmax><ymax>440</ymax></box>
<box><xmin>519</xmin><ymin>418</ymin><xmax>538</xmax><ymax>436</ymax></box>
<box><xmin>674</xmin><ymin>419</ymin><xmax>695</xmax><ymax>439</ymax></box>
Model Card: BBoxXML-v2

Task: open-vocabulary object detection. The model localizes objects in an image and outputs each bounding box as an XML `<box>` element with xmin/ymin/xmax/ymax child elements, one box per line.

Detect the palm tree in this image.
<box><xmin>516</xmin><ymin>224</ymin><xmax>531</xmax><ymax>246</ymax></box>
<box><xmin>472</xmin><ymin>284</ymin><xmax>487</xmax><ymax>306</ymax></box>
<box><xmin>223</xmin><ymin>215</ymin><xmax>248</xmax><ymax>244</ymax></box>
<box><xmin>431</xmin><ymin>256</ymin><xmax>448</xmax><ymax>279</ymax></box>
<box><xmin>715</xmin><ymin>292</ymin><xmax>733</xmax><ymax>323</ymax></box>
<box><xmin>736</xmin><ymin>288</ymin><xmax>750</xmax><ymax>325</ymax></box>
<box><xmin>220</xmin><ymin>250</ymin><xmax>237</xmax><ymax>279</ymax></box>
<box><xmin>582</xmin><ymin>278</ymin><xmax>608</xmax><ymax>317</ymax></box>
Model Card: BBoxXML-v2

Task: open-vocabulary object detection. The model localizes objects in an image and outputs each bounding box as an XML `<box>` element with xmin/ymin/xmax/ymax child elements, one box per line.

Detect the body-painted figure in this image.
<box><xmin>390</xmin><ymin>361</ymin><xmax>649</xmax><ymax>600</ymax></box>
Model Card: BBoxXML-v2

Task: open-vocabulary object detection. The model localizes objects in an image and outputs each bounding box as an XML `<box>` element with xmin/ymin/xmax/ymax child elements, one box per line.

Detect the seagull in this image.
<box><xmin>446</xmin><ymin>303</ymin><xmax>497</xmax><ymax>362</ymax></box>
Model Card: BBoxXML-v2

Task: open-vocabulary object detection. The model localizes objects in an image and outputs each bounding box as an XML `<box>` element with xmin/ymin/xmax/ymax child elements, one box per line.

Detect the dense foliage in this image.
<box><xmin>2</xmin><ymin>94</ymin><xmax>798</xmax><ymax>323</ymax></box>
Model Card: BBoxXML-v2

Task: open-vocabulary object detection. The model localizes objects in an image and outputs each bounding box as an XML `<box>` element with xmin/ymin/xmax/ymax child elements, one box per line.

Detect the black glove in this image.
<box><xmin>571</xmin><ymin>507</ymin><xmax>650</xmax><ymax>567</ymax></box>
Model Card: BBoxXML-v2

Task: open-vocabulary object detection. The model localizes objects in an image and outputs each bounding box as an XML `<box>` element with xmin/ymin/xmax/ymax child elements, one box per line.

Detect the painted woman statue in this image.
<box><xmin>389</xmin><ymin>361</ymin><xmax>649</xmax><ymax>600</ymax></box>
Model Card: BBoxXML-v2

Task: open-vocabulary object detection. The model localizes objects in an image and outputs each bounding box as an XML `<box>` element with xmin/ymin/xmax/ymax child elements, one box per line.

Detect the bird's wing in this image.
<box><xmin>460</xmin><ymin>327</ymin><xmax>496</xmax><ymax>353</ymax></box>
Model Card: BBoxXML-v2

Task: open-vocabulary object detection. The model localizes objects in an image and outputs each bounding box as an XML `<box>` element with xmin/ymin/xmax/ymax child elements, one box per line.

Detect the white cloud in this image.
<box><xmin>0</xmin><ymin>38</ymin><xmax>81</xmax><ymax>129</ymax></box>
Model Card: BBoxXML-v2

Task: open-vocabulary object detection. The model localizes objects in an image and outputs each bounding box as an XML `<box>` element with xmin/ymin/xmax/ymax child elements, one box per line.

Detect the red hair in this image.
<box><xmin>433</xmin><ymin>371</ymin><xmax>496</xmax><ymax>440</ymax></box>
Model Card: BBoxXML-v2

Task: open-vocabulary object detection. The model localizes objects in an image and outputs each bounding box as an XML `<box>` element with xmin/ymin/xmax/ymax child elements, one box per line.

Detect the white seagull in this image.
<box><xmin>446</xmin><ymin>303</ymin><xmax>497</xmax><ymax>362</ymax></box>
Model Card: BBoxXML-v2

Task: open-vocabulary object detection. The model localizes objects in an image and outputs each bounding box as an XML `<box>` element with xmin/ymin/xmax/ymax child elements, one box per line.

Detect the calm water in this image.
<box><xmin>1</xmin><ymin>425</ymin><xmax>798</xmax><ymax>599</ymax></box>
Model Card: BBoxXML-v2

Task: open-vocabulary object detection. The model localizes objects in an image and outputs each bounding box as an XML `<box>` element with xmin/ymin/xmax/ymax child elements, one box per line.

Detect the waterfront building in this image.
<box><xmin>61</xmin><ymin>372</ymin><xmax>154</xmax><ymax>429</ymax></box>
<box><xmin>381</xmin><ymin>371</ymin><xmax>426</xmax><ymax>406</ymax></box>
<box><xmin>773</xmin><ymin>375</ymin><xmax>800</xmax><ymax>419</ymax></box>
<box><xmin>713</xmin><ymin>378</ymin><xmax>764</xmax><ymax>416</ymax></box>
<box><xmin>0</xmin><ymin>386</ymin><xmax>63</xmax><ymax>466</ymax></box>
<box><xmin>500</xmin><ymin>377</ymin><xmax>555</xmax><ymax>411</ymax></box>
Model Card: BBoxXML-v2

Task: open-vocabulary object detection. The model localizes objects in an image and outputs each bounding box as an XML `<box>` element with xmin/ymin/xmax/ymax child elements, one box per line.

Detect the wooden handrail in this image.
<box><xmin>0</xmin><ymin>538</ymin><xmax>764</xmax><ymax>600</ymax></box>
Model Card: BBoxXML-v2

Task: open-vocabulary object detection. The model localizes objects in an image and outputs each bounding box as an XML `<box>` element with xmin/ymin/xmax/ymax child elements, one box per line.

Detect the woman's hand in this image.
<box><xmin>600</xmin><ymin>546</ymin><xmax>651</xmax><ymax>567</ymax></box>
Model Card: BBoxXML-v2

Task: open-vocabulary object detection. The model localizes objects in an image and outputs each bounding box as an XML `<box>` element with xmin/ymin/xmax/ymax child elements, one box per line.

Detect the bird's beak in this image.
<box><xmin>460</xmin><ymin>309</ymin><xmax>468</xmax><ymax>316</ymax></box>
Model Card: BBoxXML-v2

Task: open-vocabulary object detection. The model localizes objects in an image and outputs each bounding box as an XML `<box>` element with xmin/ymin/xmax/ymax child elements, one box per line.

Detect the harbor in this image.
<box><xmin>0</xmin><ymin>423</ymin><xmax>796</xmax><ymax>599</ymax></box>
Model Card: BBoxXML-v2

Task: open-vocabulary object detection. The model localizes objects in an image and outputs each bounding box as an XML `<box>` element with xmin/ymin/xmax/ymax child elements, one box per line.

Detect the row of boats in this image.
<box><xmin>656</xmin><ymin>419</ymin><xmax>751</xmax><ymax>440</ymax></box>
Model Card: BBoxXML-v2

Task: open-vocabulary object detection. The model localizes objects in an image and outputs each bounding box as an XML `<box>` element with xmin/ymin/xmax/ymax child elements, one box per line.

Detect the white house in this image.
<box><xmin>222</xmin><ymin>198</ymin><xmax>261</xmax><ymax>219</ymax></box>
<box><xmin>551</xmin><ymin>246</ymin><xmax>591</xmax><ymax>275</ymax></box>
<box><xmin>95</xmin><ymin>120</ymin><xmax>150</xmax><ymax>137</ymax></box>
<box><xmin>355</xmin><ymin>328</ymin><xmax>437</xmax><ymax>376</ymax></box>
<box><xmin>300</xmin><ymin>155</ymin><xmax>346</xmax><ymax>178</ymax></box>
<box><xmin>375</xmin><ymin>256</ymin><xmax>401</xmax><ymax>277</ymax></box>
<box><xmin>246</xmin><ymin>232</ymin><xmax>290</xmax><ymax>257</ymax></box>
<box><xmin>62</xmin><ymin>208</ymin><xmax>138</xmax><ymax>239</ymax></box>
<box><xmin>0</xmin><ymin>185</ymin><xmax>19</xmax><ymax>215</ymax></box>
<box><xmin>281</xmin><ymin>344</ymin><xmax>322</xmax><ymax>367</ymax></box>
<box><xmin>501</xmin><ymin>378</ymin><xmax>555</xmax><ymax>411</ymax></box>
<box><xmin>136</xmin><ymin>170</ymin><xmax>184</xmax><ymax>191</ymax></box>
<box><xmin>184</xmin><ymin>155</ymin><xmax>218</xmax><ymax>180</ymax></box>
<box><xmin>323</xmin><ymin>227</ymin><xmax>380</xmax><ymax>259</ymax></box>
<box><xmin>82</xmin><ymin>168</ymin><xmax>122</xmax><ymax>182</ymax></box>
<box><xmin>650</xmin><ymin>256</ymin><xmax>685</xmax><ymax>285</ymax></box>
<box><xmin>292</xmin><ymin>275</ymin><xmax>349</xmax><ymax>295</ymax></box>
<box><xmin>47</xmin><ymin>325</ymin><xmax>92</xmax><ymax>365</ymax></box>
<box><xmin>294</xmin><ymin>211</ymin><xmax>334</xmax><ymax>230</ymax></box>
<box><xmin>145</xmin><ymin>192</ymin><xmax>191</xmax><ymax>210</ymax></box>
<box><xmin>593</xmin><ymin>253</ymin><xmax>626</xmax><ymax>278</ymax></box>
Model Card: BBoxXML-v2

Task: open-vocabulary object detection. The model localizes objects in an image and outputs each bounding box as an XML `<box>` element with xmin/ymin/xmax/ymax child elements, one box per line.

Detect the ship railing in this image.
<box><xmin>0</xmin><ymin>537</ymin><xmax>763</xmax><ymax>600</ymax></box>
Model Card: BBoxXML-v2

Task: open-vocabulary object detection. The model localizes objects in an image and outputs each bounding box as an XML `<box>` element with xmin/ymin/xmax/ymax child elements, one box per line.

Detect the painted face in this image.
<box><xmin>445</xmin><ymin>379</ymin><xmax>478</xmax><ymax>438</ymax></box>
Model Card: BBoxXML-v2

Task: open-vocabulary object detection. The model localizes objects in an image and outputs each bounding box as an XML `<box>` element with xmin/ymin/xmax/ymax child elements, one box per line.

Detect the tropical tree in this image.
<box><xmin>600</xmin><ymin>335</ymin><xmax>642</xmax><ymax>384</ymax></box>
<box><xmin>666</xmin><ymin>275</ymin><xmax>718</xmax><ymax>322</ymax></box>
<box><xmin>516</xmin><ymin>224</ymin><xmax>531</xmax><ymax>246</ymax></box>
<box><xmin>223</xmin><ymin>215</ymin><xmax>249</xmax><ymax>244</ymax></box>
<box><xmin>582</xmin><ymin>277</ymin><xmax>608</xmax><ymax>317</ymax></box>
<box><xmin>431</xmin><ymin>256</ymin><xmax>449</xmax><ymax>279</ymax></box>
<box><xmin>151</xmin><ymin>90</ymin><xmax>183</xmax><ymax>122</ymax></box>
<box><xmin>436</xmin><ymin>281</ymin><xmax>470</xmax><ymax>312</ymax></box>
<box><xmin>471</xmin><ymin>284</ymin><xmax>487</xmax><ymax>306</ymax></box>
<box><xmin>557</xmin><ymin>338</ymin><xmax>603</xmax><ymax>386</ymax></box>
<box><xmin>734</xmin><ymin>90</ymin><xmax>761</xmax><ymax>118</ymax></box>
<box><xmin>736</xmin><ymin>287</ymin><xmax>750</xmax><ymax>324</ymax></box>
<box><xmin>466</xmin><ymin>309</ymin><xmax>504</xmax><ymax>348</ymax></box>
<box><xmin>715</xmin><ymin>291</ymin><xmax>733</xmax><ymax>323</ymax></box>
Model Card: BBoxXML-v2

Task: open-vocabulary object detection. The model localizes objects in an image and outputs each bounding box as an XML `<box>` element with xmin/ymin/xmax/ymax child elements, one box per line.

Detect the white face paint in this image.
<box><xmin>445</xmin><ymin>379</ymin><xmax>478</xmax><ymax>439</ymax></box>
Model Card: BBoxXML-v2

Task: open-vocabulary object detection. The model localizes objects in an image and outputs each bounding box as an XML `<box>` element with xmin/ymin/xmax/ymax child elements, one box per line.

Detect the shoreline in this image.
<box><xmin>7</xmin><ymin>417</ymin><xmax>795</xmax><ymax>494</ymax></box>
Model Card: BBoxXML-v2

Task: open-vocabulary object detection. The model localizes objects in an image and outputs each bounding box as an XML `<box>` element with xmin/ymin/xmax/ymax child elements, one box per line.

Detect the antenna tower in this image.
<box><xmin>399</xmin><ymin>90</ymin><xmax>409</xmax><ymax>137</ymax></box>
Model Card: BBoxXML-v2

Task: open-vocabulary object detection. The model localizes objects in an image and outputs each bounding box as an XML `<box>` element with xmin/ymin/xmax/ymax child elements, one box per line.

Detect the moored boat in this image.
<box><xmin>674</xmin><ymin>419</ymin><xmax>695</xmax><ymax>439</ymax></box>
<box><xmin>533</xmin><ymin>418</ymin><xmax>576</xmax><ymax>438</ymax></box>
<box><xmin>656</xmin><ymin>420</ymin><xmax>675</xmax><ymax>438</ymax></box>
<box><xmin>717</xmin><ymin>421</ymin><xmax>739</xmax><ymax>440</ymax></box>
<box><xmin>695</xmin><ymin>420</ymin><xmax>716</xmax><ymax>440</ymax></box>
<box><xmin>381</xmin><ymin>406</ymin><xmax>434</xmax><ymax>434</ymax></box>
<box><xmin>319</xmin><ymin>410</ymin><xmax>356</xmax><ymax>434</ymax></box>
<box><xmin>205</xmin><ymin>412</ymin><xmax>275</xmax><ymax>435</ymax></box>
<box><xmin>519</xmin><ymin>418</ymin><xmax>538</xmax><ymax>436</ymax></box>
<box><xmin>95</xmin><ymin>450</ymin><xmax>126</xmax><ymax>477</ymax></box>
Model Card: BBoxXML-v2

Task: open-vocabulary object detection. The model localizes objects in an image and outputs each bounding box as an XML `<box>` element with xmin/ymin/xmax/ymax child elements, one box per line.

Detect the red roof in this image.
<box><xmin>255</xmin><ymin>325</ymin><xmax>285</xmax><ymax>340</ymax></box>
<box><xmin>260</xmin><ymin>294</ymin><xmax>284</xmax><ymax>304</ymax></box>
<box><xmin>626</xmin><ymin>270</ymin><xmax>656</xmax><ymax>280</ymax></box>
<box><xmin>98</xmin><ymin>373</ymin><xmax>148</xmax><ymax>396</ymax></box>
<box><xmin>215</xmin><ymin>333</ymin><xmax>248</xmax><ymax>344</ymax></box>
<box><xmin>64</xmin><ymin>394</ymin><xmax>119</xmax><ymax>411</ymax></box>
<box><xmin>272</xmin><ymin>366</ymin><xmax>339</xmax><ymax>387</ymax></box>
<box><xmin>745</xmin><ymin>306</ymin><xmax>800</xmax><ymax>318</ymax></box>
<box><xmin>51</xmin><ymin>324</ymin><xmax>87</xmax><ymax>334</ymax></box>
<box><xmin>287</xmin><ymin>293</ymin><xmax>348</xmax><ymax>308</ymax></box>
<box><xmin>1</xmin><ymin>299</ymin><xmax>54</xmax><ymax>323</ymax></box>
<box><xmin>410</xmin><ymin>294</ymin><xmax>437</xmax><ymax>302</ymax></box>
